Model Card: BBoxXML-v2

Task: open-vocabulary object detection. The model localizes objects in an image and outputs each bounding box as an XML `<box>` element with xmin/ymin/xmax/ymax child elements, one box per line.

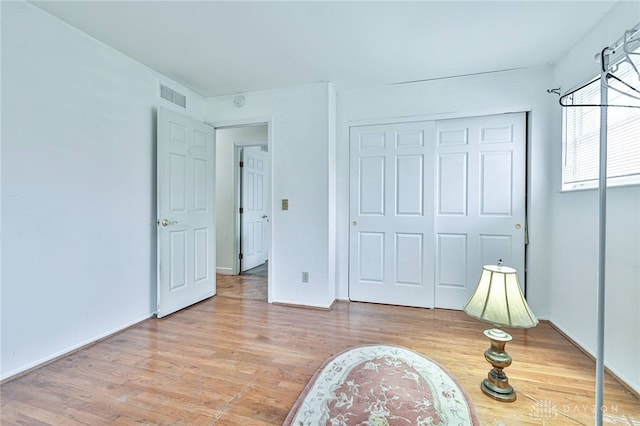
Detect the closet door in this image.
<box><xmin>434</xmin><ymin>113</ymin><xmax>526</xmax><ymax>309</ymax></box>
<box><xmin>348</xmin><ymin>113</ymin><xmax>526</xmax><ymax>310</ymax></box>
<box><xmin>349</xmin><ymin>121</ymin><xmax>435</xmax><ymax>308</ymax></box>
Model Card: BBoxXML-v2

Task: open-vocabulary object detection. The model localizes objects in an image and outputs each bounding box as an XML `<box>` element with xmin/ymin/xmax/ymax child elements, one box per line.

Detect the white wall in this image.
<box><xmin>550</xmin><ymin>1</ymin><xmax>640</xmax><ymax>393</ymax></box>
<box><xmin>206</xmin><ymin>83</ymin><xmax>337</xmax><ymax>308</ymax></box>
<box><xmin>215</xmin><ymin>125</ymin><xmax>268</xmax><ymax>274</ymax></box>
<box><xmin>336</xmin><ymin>67</ymin><xmax>556</xmax><ymax>318</ymax></box>
<box><xmin>1</xmin><ymin>2</ymin><xmax>204</xmax><ymax>379</ymax></box>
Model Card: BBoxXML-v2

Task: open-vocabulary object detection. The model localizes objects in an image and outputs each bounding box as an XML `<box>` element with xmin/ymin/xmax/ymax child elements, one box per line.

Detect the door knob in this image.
<box><xmin>160</xmin><ymin>219</ymin><xmax>178</xmax><ymax>227</ymax></box>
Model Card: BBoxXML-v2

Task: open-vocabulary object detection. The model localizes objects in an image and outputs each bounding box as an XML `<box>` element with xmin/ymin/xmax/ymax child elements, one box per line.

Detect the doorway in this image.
<box><xmin>214</xmin><ymin>123</ymin><xmax>270</xmax><ymax>302</ymax></box>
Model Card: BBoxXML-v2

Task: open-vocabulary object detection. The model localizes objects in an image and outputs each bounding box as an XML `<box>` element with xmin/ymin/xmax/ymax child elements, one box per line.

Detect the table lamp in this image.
<box><xmin>463</xmin><ymin>261</ymin><xmax>538</xmax><ymax>402</ymax></box>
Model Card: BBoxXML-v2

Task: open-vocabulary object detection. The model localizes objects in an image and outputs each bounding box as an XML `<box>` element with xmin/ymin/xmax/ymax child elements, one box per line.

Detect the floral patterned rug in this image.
<box><xmin>284</xmin><ymin>345</ymin><xmax>479</xmax><ymax>426</ymax></box>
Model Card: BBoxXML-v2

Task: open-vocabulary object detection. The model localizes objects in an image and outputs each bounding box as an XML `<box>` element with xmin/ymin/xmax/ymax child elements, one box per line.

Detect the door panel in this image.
<box><xmin>169</xmin><ymin>230</ymin><xmax>187</xmax><ymax>290</ymax></box>
<box><xmin>435</xmin><ymin>113</ymin><xmax>526</xmax><ymax>309</ymax></box>
<box><xmin>194</xmin><ymin>158</ymin><xmax>208</xmax><ymax>211</ymax></box>
<box><xmin>438</xmin><ymin>153</ymin><xmax>468</xmax><ymax>215</ymax></box>
<box><xmin>359</xmin><ymin>157</ymin><xmax>385</xmax><ymax>214</ymax></box>
<box><xmin>396</xmin><ymin>155</ymin><xmax>423</xmax><ymax>215</ymax></box>
<box><xmin>437</xmin><ymin>233</ymin><xmax>467</xmax><ymax>288</ymax></box>
<box><xmin>359</xmin><ymin>232</ymin><xmax>384</xmax><ymax>282</ymax></box>
<box><xmin>480</xmin><ymin>151</ymin><xmax>514</xmax><ymax>214</ymax></box>
<box><xmin>194</xmin><ymin>228</ymin><xmax>209</xmax><ymax>281</ymax></box>
<box><xmin>349</xmin><ymin>121</ymin><xmax>435</xmax><ymax>308</ymax></box>
<box><xmin>395</xmin><ymin>233</ymin><xmax>423</xmax><ymax>285</ymax></box>
<box><xmin>157</xmin><ymin>107</ymin><xmax>216</xmax><ymax>318</ymax></box>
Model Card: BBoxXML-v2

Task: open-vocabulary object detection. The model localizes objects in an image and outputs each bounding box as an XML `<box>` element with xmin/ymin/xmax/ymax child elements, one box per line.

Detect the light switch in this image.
<box><xmin>282</xmin><ymin>199</ymin><xmax>289</xmax><ymax>210</ymax></box>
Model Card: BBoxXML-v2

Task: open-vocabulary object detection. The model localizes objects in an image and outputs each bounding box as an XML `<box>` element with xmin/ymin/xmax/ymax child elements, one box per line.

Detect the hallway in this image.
<box><xmin>216</xmin><ymin>263</ymin><xmax>267</xmax><ymax>301</ymax></box>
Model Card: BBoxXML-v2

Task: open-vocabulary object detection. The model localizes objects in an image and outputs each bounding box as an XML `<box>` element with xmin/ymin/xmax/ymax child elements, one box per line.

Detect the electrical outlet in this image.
<box><xmin>302</xmin><ymin>272</ymin><xmax>309</xmax><ymax>283</ymax></box>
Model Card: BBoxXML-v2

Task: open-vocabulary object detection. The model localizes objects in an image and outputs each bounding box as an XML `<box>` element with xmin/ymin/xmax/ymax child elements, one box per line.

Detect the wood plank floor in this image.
<box><xmin>216</xmin><ymin>272</ymin><xmax>268</xmax><ymax>302</ymax></box>
<box><xmin>2</xmin><ymin>277</ymin><xmax>638</xmax><ymax>425</ymax></box>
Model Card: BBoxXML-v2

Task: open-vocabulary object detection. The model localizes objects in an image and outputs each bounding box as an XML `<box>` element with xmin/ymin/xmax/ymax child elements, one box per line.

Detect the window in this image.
<box><xmin>562</xmin><ymin>50</ymin><xmax>640</xmax><ymax>191</ymax></box>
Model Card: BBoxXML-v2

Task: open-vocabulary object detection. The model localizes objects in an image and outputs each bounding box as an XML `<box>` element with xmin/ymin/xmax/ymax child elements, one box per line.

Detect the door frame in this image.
<box><xmin>347</xmin><ymin>109</ymin><xmax>531</xmax><ymax>305</ymax></box>
<box><xmin>213</xmin><ymin>117</ymin><xmax>273</xmax><ymax>303</ymax></box>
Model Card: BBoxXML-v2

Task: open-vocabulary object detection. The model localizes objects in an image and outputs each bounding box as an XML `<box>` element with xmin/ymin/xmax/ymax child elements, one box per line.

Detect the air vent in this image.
<box><xmin>160</xmin><ymin>84</ymin><xmax>187</xmax><ymax>108</ymax></box>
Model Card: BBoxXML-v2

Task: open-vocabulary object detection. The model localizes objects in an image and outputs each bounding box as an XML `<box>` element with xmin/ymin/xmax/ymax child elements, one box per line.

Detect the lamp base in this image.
<box><xmin>481</xmin><ymin>328</ymin><xmax>517</xmax><ymax>403</ymax></box>
<box><xmin>481</xmin><ymin>377</ymin><xmax>516</xmax><ymax>402</ymax></box>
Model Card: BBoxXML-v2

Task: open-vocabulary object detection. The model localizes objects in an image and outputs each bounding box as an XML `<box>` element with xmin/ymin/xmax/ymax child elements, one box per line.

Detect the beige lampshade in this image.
<box><xmin>464</xmin><ymin>264</ymin><xmax>539</xmax><ymax>328</ymax></box>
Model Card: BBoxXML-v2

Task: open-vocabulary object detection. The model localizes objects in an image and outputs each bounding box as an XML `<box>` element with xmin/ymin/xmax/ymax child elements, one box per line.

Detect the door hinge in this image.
<box><xmin>239</xmin><ymin>161</ymin><xmax>244</xmax><ymax>168</ymax></box>
<box><xmin>239</xmin><ymin>207</ymin><xmax>244</xmax><ymax>214</ymax></box>
<box><xmin>239</xmin><ymin>253</ymin><xmax>243</xmax><ymax>260</ymax></box>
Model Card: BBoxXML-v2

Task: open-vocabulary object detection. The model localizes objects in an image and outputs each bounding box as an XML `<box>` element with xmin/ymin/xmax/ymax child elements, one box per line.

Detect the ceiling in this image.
<box><xmin>30</xmin><ymin>1</ymin><xmax>618</xmax><ymax>98</ymax></box>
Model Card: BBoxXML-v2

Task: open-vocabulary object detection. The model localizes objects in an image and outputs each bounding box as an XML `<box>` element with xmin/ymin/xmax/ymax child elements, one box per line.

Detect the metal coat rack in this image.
<box><xmin>553</xmin><ymin>22</ymin><xmax>640</xmax><ymax>426</ymax></box>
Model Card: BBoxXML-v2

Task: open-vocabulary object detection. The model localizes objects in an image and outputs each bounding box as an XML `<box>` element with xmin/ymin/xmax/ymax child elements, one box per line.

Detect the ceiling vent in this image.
<box><xmin>160</xmin><ymin>84</ymin><xmax>187</xmax><ymax>109</ymax></box>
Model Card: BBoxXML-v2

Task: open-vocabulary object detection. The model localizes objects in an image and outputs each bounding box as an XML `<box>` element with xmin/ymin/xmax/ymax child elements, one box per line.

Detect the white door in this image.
<box><xmin>157</xmin><ymin>107</ymin><xmax>216</xmax><ymax>318</ymax></box>
<box><xmin>434</xmin><ymin>113</ymin><xmax>526</xmax><ymax>309</ymax></box>
<box><xmin>348</xmin><ymin>113</ymin><xmax>526</xmax><ymax>310</ymax></box>
<box><xmin>349</xmin><ymin>121</ymin><xmax>436</xmax><ymax>308</ymax></box>
<box><xmin>240</xmin><ymin>146</ymin><xmax>269</xmax><ymax>271</ymax></box>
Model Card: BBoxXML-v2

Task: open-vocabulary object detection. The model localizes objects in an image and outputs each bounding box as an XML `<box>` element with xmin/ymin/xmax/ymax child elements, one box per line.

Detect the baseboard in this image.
<box><xmin>216</xmin><ymin>267</ymin><xmax>234</xmax><ymax>275</ymax></box>
<box><xmin>547</xmin><ymin>320</ymin><xmax>639</xmax><ymax>399</ymax></box>
<box><xmin>0</xmin><ymin>314</ymin><xmax>153</xmax><ymax>384</ymax></box>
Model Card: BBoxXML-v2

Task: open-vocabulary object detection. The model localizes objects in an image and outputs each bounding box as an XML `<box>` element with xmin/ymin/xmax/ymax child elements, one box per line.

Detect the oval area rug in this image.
<box><xmin>284</xmin><ymin>344</ymin><xmax>480</xmax><ymax>426</ymax></box>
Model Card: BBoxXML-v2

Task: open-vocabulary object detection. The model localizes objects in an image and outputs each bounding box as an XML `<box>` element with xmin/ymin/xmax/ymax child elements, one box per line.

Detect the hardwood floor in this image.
<box><xmin>217</xmin><ymin>272</ymin><xmax>268</xmax><ymax>301</ymax></box>
<box><xmin>2</xmin><ymin>283</ymin><xmax>638</xmax><ymax>425</ymax></box>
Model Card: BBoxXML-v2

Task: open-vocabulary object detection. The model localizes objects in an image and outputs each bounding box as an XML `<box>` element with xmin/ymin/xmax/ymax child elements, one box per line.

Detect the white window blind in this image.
<box><xmin>562</xmin><ymin>50</ymin><xmax>640</xmax><ymax>191</ymax></box>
